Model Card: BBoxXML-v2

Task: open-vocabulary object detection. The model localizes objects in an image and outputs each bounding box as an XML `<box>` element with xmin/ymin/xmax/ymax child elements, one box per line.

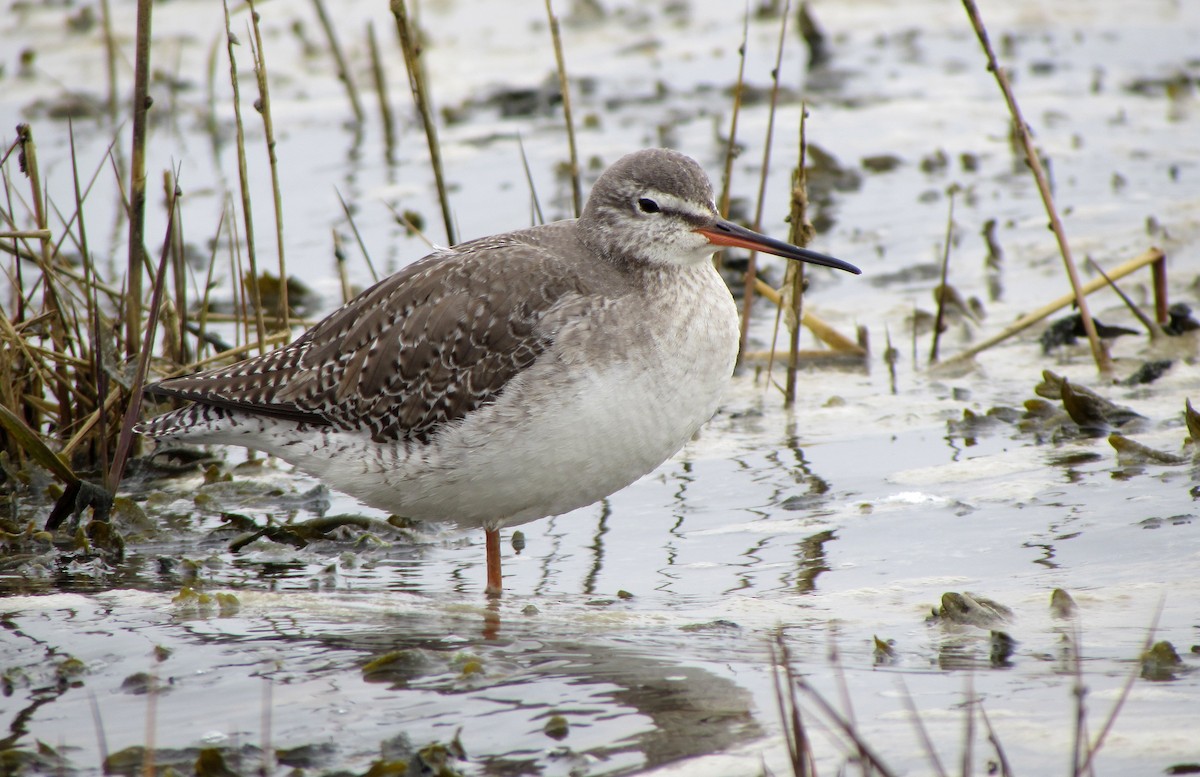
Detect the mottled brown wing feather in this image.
<box><xmin>148</xmin><ymin>227</ymin><xmax>593</xmax><ymax>443</ymax></box>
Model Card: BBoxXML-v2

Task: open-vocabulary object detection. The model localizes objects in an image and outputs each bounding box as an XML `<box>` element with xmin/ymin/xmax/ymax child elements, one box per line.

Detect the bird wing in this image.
<box><xmin>147</xmin><ymin>228</ymin><xmax>595</xmax><ymax>443</ymax></box>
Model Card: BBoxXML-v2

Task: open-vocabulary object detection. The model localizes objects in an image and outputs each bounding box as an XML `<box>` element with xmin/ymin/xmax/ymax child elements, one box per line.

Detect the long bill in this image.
<box><xmin>697</xmin><ymin>218</ymin><xmax>861</xmax><ymax>275</ymax></box>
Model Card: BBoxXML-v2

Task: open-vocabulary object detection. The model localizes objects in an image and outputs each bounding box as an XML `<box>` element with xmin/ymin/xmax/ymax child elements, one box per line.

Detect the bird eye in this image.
<box><xmin>636</xmin><ymin>197</ymin><xmax>661</xmax><ymax>214</ymax></box>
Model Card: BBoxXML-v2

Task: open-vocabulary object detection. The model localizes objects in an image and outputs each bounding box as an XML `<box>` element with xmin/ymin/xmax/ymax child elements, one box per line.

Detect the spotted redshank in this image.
<box><xmin>138</xmin><ymin>148</ymin><xmax>860</xmax><ymax>594</ymax></box>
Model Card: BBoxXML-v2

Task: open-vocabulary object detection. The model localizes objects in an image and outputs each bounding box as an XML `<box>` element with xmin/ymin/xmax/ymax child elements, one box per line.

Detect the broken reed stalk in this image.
<box><xmin>126</xmin><ymin>0</ymin><xmax>153</xmax><ymax>359</ymax></box>
<box><xmin>936</xmin><ymin>248</ymin><xmax>1164</xmax><ymax>368</ymax></box>
<box><xmin>310</xmin><ymin>0</ymin><xmax>364</xmax><ymax>123</ymax></box>
<box><xmin>247</xmin><ymin>0</ymin><xmax>290</xmax><ymax>331</ymax></box>
<box><xmin>391</xmin><ymin>0</ymin><xmax>457</xmax><ymax>245</ymax></box>
<box><xmin>740</xmin><ymin>0</ymin><xmax>792</xmax><ymax>358</ymax></box>
<box><xmin>783</xmin><ymin>106</ymin><xmax>816</xmax><ymax>408</ymax></box>
<box><xmin>543</xmin><ymin>0</ymin><xmax>581</xmax><ymax>218</ymax></box>
<box><xmin>717</xmin><ymin>10</ymin><xmax>750</xmax><ymax>230</ymax></box>
<box><xmin>961</xmin><ymin>0</ymin><xmax>1112</xmax><ymax>375</ymax></box>
<box><xmin>367</xmin><ymin>22</ymin><xmax>398</xmax><ymax>164</ymax></box>
<box><xmin>928</xmin><ymin>187</ymin><xmax>956</xmax><ymax>363</ymax></box>
<box><xmin>223</xmin><ymin>0</ymin><xmax>268</xmax><ymax>354</ymax></box>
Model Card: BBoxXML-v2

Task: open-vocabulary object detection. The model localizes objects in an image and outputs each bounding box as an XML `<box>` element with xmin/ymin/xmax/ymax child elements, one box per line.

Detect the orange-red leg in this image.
<box><xmin>485</xmin><ymin>528</ymin><xmax>502</xmax><ymax>596</ymax></box>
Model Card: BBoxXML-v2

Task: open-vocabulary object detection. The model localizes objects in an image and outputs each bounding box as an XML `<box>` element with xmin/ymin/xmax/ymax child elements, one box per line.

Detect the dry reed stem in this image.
<box><xmin>961</xmin><ymin>0</ymin><xmax>1112</xmax><ymax>375</ymax></box>
<box><xmin>109</xmin><ymin>177</ymin><xmax>180</xmax><ymax>488</ymax></box>
<box><xmin>753</xmin><ymin>277</ymin><xmax>864</xmax><ymax>354</ymax></box>
<box><xmin>1075</xmin><ymin>604</ymin><xmax>1164</xmax><ymax>775</ymax></box>
<box><xmin>793</xmin><ymin>675</ymin><xmax>898</xmax><ymax>777</ymax></box>
<box><xmin>783</xmin><ymin>106</ymin><xmax>815</xmax><ymax>407</ymax></box>
<box><xmin>517</xmin><ymin>134</ymin><xmax>546</xmax><ymax>226</ymax></box>
<box><xmin>543</xmin><ymin>0</ymin><xmax>581</xmax><ymax>218</ymax></box>
<box><xmin>961</xmin><ymin>676</ymin><xmax>976</xmax><ymax>777</ymax></box>
<box><xmin>126</xmin><ymin>0</ymin><xmax>154</xmax><ymax>358</ymax></box>
<box><xmin>928</xmin><ymin>188</ymin><xmax>956</xmax><ymax>363</ymax></box>
<box><xmin>15</xmin><ymin>125</ymin><xmax>75</xmax><ymax>436</ymax></box>
<box><xmin>247</xmin><ymin>0</ymin><xmax>290</xmax><ymax>330</ymax></box>
<box><xmin>0</xmin><ymin>229</ymin><xmax>52</xmax><ymax>240</ymax></box>
<box><xmin>69</xmin><ymin>121</ymin><xmax>111</xmax><ymax>480</ymax></box>
<box><xmin>310</xmin><ymin>0</ymin><xmax>364</xmax><ymax>123</ymax></box>
<box><xmin>769</xmin><ymin>632</ymin><xmax>815</xmax><ymax>777</ymax></box>
<box><xmin>391</xmin><ymin>0</ymin><xmax>456</xmax><ymax>245</ymax></box>
<box><xmin>936</xmin><ymin>248</ymin><xmax>1164</xmax><ymax>369</ymax></box>
<box><xmin>740</xmin><ymin>0</ymin><xmax>791</xmax><ymax>358</ymax></box>
<box><xmin>99</xmin><ymin>0</ymin><xmax>119</xmax><ymax>126</ymax></box>
<box><xmin>717</xmin><ymin>10</ymin><xmax>750</xmax><ymax>229</ymax></box>
<box><xmin>367</xmin><ymin>22</ymin><xmax>397</xmax><ymax>164</ymax></box>
<box><xmin>223</xmin><ymin>0</ymin><xmax>268</xmax><ymax>354</ymax></box>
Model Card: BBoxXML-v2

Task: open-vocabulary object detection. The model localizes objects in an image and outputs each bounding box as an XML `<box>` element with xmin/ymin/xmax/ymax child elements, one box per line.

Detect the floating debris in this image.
<box><xmin>1141</xmin><ymin>640</ymin><xmax>1183</xmax><ymax>681</ymax></box>
<box><xmin>929</xmin><ymin>591</ymin><xmax>1012</xmax><ymax>627</ymax></box>
<box><xmin>543</xmin><ymin>714</ymin><xmax>570</xmax><ymax>741</ymax></box>
<box><xmin>1050</xmin><ymin>588</ymin><xmax>1077</xmax><ymax>618</ymax></box>
<box><xmin>1109</xmin><ymin>434</ymin><xmax>1188</xmax><ymax>466</ymax></box>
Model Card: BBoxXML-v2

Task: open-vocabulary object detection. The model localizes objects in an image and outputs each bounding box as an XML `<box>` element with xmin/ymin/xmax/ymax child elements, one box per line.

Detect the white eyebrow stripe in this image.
<box><xmin>643</xmin><ymin>191</ymin><xmax>713</xmax><ymax>220</ymax></box>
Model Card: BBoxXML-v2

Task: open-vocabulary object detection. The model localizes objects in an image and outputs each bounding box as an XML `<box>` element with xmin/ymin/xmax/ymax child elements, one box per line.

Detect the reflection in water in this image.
<box><xmin>583</xmin><ymin>500</ymin><xmax>611</xmax><ymax>596</ymax></box>
<box><xmin>793</xmin><ymin>529</ymin><xmax>835</xmax><ymax>593</ymax></box>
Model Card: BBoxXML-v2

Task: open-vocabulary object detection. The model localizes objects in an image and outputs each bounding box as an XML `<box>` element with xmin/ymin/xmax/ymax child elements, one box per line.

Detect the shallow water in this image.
<box><xmin>2</xmin><ymin>0</ymin><xmax>1199</xmax><ymax>774</ymax></box>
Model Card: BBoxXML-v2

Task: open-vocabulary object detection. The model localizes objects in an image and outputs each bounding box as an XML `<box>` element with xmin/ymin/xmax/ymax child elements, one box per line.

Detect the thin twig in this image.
<box><xmin>517</xmin><ymin>135</ymin><xmax>545</xmax><ymax>226</ymax></box>
<box><xmin>741</xmin><ymin>0</ymin><xmax>791</xmax><ymax>358</ymax></box>
<box><xmin>108</xmin><ymin>174</ymin><xmax>180</xmax><ymax>488</ymax></box>
<box><xmin>544</xmin><ymin>0</ymin><xmax>581</xmax><ymax>218</ymax></box>
<box><xmin>125</xmin><ymin>0</ymin><xmax>154</xmax><ymax>358</ymax></box>
<box><xmin>310</xmin><ymin>0</ymin><xmax>364</xmax><ymax>123</ymax></box>
<box><xmin>961</xmin><ymin>0</ymin><xmax>1112</xmax><ymax>375</ymax></box>
<box><xmin>335</xmin><ymin>188</ymin><xmax>379</xmax><ymax>283</ymax></box>
<box><xmin>717</xmin><ymin>7</ymin><xmax>750</xmax><ymax>228</ymax></box>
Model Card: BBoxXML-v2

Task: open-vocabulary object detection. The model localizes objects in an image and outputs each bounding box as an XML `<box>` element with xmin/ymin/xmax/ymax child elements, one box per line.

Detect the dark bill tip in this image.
<box><xmin>697</xmin><ymin>219</ymin><xmax>861</xmax><ymax>275</ymax></box>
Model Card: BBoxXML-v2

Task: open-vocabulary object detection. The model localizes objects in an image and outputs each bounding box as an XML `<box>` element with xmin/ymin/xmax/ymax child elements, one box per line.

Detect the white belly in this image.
<box><xmin>279</xmin><ymin>265</ymin><xmax>739</xmax><ymax>529</ymax></box>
